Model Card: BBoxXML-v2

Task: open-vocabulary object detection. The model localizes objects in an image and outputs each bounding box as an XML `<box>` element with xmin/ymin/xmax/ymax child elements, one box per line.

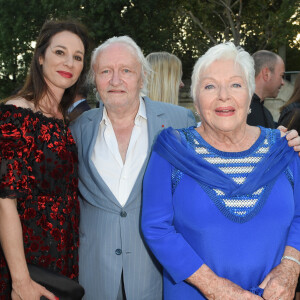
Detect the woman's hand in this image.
<box><xmin>0</xmin><ymin>198</ymin><xmax>56</xmax><ymax>300</ymax></box>
<box><xmin>12</xmin><ymin>277</ymin><xmax>57</xmax><ymax>300</ymax></box>
<box><xmin>278</xmin><ymin>126</ymin><xmax>300</xmax><ymax>156</ymax></box>
<box><xmin>259</xmin><ymin>260</ymin><xmax>299</xmax><ymax>300</ymax></box>
<box><xmin>186</xmin><ymin>264</ymin><xmax>262</xmax><ymax>300</ymax></box>
<box><xmin>203</xmin><ymin>276</ymin><xmax>263</xmax><ymax>300</ymax></box>
<box><xmin>259</xmin><ymin>246</ymin><xmax>300</xmax><ymax>300</ymax></box>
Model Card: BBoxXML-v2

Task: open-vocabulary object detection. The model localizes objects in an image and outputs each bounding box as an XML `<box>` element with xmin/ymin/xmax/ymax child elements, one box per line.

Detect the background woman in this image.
<box><xmin>0</xmin><ymin>19</ymin><xmax>89</xmax><ymax>299</ymax></box>
<box><xmin>146</xmin><ymin>52</ymin><xmax>184</xmax><ymax>105</ymax></box>
<box><xmin>142</xmin><ymin>42</ymin><xmax>300</xmax><ymax>300</ymax></box>
<box><xmin>278</xmin><ymin>73</ymin><xmax>300</xmax><ymax>133</ymax></box>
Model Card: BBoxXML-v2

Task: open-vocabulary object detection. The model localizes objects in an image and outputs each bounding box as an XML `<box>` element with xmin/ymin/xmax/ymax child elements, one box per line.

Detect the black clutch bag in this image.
<box><xmin>28</xmin><ymin>264</ymin><xmax>85</xmax><ymax>300</ymax></box>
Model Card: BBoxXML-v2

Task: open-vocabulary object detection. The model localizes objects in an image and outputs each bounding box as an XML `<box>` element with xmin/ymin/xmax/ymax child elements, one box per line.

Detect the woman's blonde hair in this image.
<box><xmin>146</xmin><ymin>52</ymin><xmax>182</xmax><ymax>105</ymax></box>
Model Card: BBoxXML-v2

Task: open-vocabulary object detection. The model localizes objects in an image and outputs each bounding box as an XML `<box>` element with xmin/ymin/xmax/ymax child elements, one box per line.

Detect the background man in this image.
<box><xmin>247</xmin><ymin>50</ymin><xmax>285</xmax><ymax>128</ymax></box>
<box><xmin>67</xmin><ymin>83</ymin><xmax>91</xmax><ymax>121</ymax></box>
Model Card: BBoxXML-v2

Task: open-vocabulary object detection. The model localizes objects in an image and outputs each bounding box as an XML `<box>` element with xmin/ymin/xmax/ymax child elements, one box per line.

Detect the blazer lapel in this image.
<box><xmin>82</xmin><ymin>106</ymin><xmax>122</xmax><ymax>208</ymax></box>
<box><xmin>144</xmin><ymin>96</ymin><xmax>167</xmax><ymax>154</ymax></box>
<box><xmin>124</xmin><ymin>97</ymin><xmax>166</xmax><ymax>207</ymax></box>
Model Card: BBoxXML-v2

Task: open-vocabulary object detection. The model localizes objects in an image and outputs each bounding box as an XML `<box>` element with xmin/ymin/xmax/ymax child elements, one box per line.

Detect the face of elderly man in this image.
<box><xmin>94</xmin><ymin>42</ymin><xmax>143</xmax><ymax>112</ymax></box>
<box><xmin>195</xmin><ymin>59</ymin><xmax>251</xmax><ymax>134</ymax></box>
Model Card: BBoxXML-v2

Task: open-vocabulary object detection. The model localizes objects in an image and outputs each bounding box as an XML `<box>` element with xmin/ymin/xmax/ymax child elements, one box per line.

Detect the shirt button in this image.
<box><xmin>120</xmin><ymin>211</ymin><xmax>127</xmax><ymax>217</ymax></box>
<box><xmin>115</xmin><ymin>249</ymin><xmax>122</xmax><ymax>255</ymax></box>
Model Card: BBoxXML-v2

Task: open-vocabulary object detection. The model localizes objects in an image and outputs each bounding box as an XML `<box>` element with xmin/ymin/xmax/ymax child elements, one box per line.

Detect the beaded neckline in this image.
<box><xmin>191</xmin><ymin>127</ymin><xmax>268</xmax><ymax>157</ymax></box>
<box><xmin>172</xmin><ymin>126</ymin><xmax>280</xmax><ymax>223</ymax></box>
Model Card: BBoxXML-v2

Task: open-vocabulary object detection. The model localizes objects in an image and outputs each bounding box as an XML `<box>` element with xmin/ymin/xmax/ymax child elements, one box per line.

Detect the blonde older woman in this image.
<box><xmin>142</xmin><ymin>42</ymin><xmax>300</xmax><ymax>300</ymax></box>
<box><xmin>146</xmin><ymin>52</ymin><xmax>184</xmax><ymax>105</ymax></box>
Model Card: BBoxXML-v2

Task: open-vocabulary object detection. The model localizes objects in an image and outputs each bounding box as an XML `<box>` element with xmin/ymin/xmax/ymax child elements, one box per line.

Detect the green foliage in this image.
<box><xmin>241</xmin><ymin>0</ymin><xmax>300</xmax><ymax>53</ymax></box>
<box><xmin>0</xmin><ymin>0</ymin><xmax>299</xmax><ymax>98</ymax></box>
<box><xmin>176</xmin><ymin>0</ymin><xmax>300</xmax><ymax>53</ymax></box>
<box><xmin>286</xmin><ymin>47</ymin><xmax>300</xmax><ymax>71</ymax></box>
<box><xmin>0</xmin><ymin>0</ymin><xmax>84</xmax><ymax>98</ymax></box>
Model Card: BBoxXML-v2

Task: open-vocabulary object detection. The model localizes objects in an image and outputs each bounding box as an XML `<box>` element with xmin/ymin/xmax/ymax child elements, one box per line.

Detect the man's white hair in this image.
<box><xmin>88</xmin><ymin>36</ymin><xmax>151</xmax><ymax>96</ymax></box>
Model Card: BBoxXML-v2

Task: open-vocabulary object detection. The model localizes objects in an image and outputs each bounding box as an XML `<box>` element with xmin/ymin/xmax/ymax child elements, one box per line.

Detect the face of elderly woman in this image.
<box><xmin>94</xmin><ymin>42</ymin><xmax>143</xmax><ymax>112</ymax></box>
<box><xmin>195</xmin><ymin>59</ymin><xmax>250</xmax><ymax>134</ymax></box>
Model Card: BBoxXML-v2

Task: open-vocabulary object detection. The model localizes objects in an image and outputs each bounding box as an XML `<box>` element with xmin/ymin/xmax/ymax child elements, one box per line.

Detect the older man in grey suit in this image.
<box><xmin>70</xmin><ymin>36</ymin><xmax>196</xmax><ymax>300</ymax></box>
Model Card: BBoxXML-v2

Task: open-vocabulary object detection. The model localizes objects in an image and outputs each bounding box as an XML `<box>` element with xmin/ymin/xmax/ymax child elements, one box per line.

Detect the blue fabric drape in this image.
<box><xmin>153</xmin><ymin>127</ymin><xmax>297</xmax><ymax>196</ymax></box>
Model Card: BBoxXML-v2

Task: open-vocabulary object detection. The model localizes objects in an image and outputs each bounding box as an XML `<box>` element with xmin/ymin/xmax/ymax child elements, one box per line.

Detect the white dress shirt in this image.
<box><xmin>92</xmin><ymin>98</ymin><xmax>148</xmax><ymax>206</ymax></box>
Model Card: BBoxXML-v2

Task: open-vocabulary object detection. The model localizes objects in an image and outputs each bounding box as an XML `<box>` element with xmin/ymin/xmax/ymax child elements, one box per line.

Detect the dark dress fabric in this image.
<box><xmin>0</xmin><ymin>104</ymin><xmax>79</xmax><ymax>299</ymax></box>
<box><xmin>247</xmin><ymin>93</ymin><xmax>276</xmax><ymax>128</ymax></box>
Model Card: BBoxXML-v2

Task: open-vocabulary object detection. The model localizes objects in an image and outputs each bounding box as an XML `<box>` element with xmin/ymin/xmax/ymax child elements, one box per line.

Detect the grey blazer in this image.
<box><xmin>70</xmin><ymin>97</ymin><xmax>196</xmax><ymax>300</ymax></box>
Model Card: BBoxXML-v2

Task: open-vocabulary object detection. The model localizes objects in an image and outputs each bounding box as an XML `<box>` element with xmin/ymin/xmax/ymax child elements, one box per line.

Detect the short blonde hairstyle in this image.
<box><xmin>146</xmin><ymin>52</ymin><xmax>182</xmax><ymax>105</ymax></box>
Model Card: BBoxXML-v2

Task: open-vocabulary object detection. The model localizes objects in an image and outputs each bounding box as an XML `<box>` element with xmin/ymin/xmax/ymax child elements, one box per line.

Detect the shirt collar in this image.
<box><xmin>101</xmin><ymin>107</ymin><xmax>111</xmax><ymax>126</ymax></box>
<box><xmin>100</xmin><ymin>97</ymin><xmax>147</xmax><ymax>127</ymax></box>
<box><xmin>136</xmin><ymin>97</ymin><xmax>147</xmax><ymax>123</ymax></box>
<box><xmin>253</xmin><ymin>93</ymin><xmax>264</xmax><ymax>104</ymax></box>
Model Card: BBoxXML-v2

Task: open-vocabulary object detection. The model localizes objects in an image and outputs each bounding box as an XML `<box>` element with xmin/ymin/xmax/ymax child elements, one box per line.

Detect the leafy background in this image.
<box><xmin>0</xmin><ymin>0</ymin><xmax>299</xmax><ymax>98</ymax></box>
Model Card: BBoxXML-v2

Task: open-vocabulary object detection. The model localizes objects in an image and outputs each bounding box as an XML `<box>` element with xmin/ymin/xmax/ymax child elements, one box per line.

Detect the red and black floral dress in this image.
<box><xmin>0</xmin><ymin>104</ymin><xmax>79</xmax><ymax>299</ymax></box>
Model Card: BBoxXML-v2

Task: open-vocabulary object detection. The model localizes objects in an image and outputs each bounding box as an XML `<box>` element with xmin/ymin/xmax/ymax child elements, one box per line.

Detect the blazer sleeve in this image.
<box><xmin>141</xmin><ymin>151</ymin><xmax>203</xmax><ymax>284</ymax></box>
<box><xmin>286</xmin><ymin>156</ymin><xmax>300</xmax><ymax>250</ymax></box>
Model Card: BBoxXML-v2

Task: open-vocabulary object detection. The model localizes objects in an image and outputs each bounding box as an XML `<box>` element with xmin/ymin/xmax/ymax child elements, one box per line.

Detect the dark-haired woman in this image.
<box><xmin>0</xmin><ymin>20</ymin><xmax>89</xmax><ymax>299</ymax></box>
<box><xmin>278</xmin><ymin>73</ymin><xmax>300</xmax><ymax>133</ymax></box>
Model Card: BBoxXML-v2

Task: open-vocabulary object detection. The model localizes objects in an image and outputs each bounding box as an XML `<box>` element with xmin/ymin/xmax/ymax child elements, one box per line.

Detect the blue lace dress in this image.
<box><xmin>142</xmin><ymin>126</ymin><xmax>300</xmax><ymax>300</ymax></box>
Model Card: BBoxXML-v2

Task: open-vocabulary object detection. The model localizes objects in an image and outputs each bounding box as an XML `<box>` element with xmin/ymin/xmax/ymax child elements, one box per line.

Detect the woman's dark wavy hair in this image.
<box><xmin>280</xmin><ymin>73</ymin><xmax>300</xmax><ymax>112</ymax></box>
<box><xmin>10</xmin><ymin>19</ymin><xmax>89</xmax><ymax>117</ymax></box>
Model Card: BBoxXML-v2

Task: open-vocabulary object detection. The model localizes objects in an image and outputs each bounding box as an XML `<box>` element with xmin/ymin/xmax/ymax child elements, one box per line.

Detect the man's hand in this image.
<box><xmin>278</xmin><ymin>126</ymin><xmax>300</xmax><ymax>156</ymax></box>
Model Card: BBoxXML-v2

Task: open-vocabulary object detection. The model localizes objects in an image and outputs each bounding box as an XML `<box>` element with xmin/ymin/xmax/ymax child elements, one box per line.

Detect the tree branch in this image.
<box><xmin>212</xmin><ymin>9</ymin><xmax>227</xmax><ymax>28</ymax></box>
<box><xmin>235</xmin><ymin>0</ymin><xmax>242</xmax><ymax>41</ymax></box>
<box><xmin>210</xmin><ymin>0</ymin><xmax>241</xmax><ymax>45</ymax></box>
<box><xmin>187</xmin><ymin>10</ymin><xmax>218</xmax><ymax>44</ymax></box>
<box><xmin>211</xmin><ymin>0</ymin><xmax>234</xmax><ymax>15</ymax></box>
<box><xmin>223</xmin><ymin>0</ymin><xmax>240</xmax><ymax>44</ymax></box>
